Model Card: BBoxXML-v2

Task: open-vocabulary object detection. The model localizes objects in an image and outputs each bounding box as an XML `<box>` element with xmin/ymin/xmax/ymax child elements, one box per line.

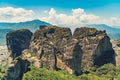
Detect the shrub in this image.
<box><xmin>22</xmin><ymin>65</ymin><xmax>79</xmax><ymax>80</ymax></box>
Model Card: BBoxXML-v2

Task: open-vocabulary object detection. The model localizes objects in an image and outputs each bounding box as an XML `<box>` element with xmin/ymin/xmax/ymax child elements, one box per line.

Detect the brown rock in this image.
<box><xmin>73</xmin><ymin>27</ymin><xmax>115</xmax><ymax>69</ymax></box>
<box><xmin>29</xmin><ymin>26</ymin><xmax>82</xmax><ymax>74</ymax></box>
<box><xmin>112</xmin><ymin>40</ymin><xmax>120</xmax><ymax>67</ymax></box>
<box><xmin>6</xmin><ymin>26</ymin><xmax>116</xmax><ymax>76</ymax></box>
<box><xmin>29</xmin><ymin>26</ymin><xmax>115</xmax><ymax>73</ymax></box>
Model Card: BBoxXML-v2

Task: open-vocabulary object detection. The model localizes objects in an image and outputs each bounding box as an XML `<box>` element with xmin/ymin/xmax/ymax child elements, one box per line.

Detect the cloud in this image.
<box><xmin>0</xmin><ymin>7</ymin><xmax>120</xmax><ymax>27</ymax></box>
<box><xmin>41</xmin><ymin>8</ymin><xmax>120</xmax><ymax>27</ymax></box>
<box><xmin>0</xmin><ymin>7</ymin><xmax>35</xmax><ymax>22</ymax></box>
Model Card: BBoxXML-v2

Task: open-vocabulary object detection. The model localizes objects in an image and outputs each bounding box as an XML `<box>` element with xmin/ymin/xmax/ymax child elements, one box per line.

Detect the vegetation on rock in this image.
<box><xmin>23</xmin><ymin>63</ymin><xmax>120</xmax><ymax>80</ymax></box>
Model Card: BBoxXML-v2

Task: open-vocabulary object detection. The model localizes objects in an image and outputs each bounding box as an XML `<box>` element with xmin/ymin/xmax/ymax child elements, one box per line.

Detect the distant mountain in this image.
<box><xmin>86</xmin><ymin>24</ymin><xmax>120</xmax><ymax>40</ymax></box>
<box><xmin>0</xmin><ymin>19</ymin><xmax>51</xmax><ymax>32</ymax></box>
<box><xmin>0</xmin><ymin>19</ymin><xmax>52</xmax><ymax>45</ymax></box>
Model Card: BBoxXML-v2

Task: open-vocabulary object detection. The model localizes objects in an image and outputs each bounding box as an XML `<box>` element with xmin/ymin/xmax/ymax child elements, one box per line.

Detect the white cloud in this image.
<box><xmin>72</xmin><ymin>8</ymin><xmax>84</xmax><ymax>17</ymax></box>
<box><xmin>41</xmin><ymin>8</ymin><xmax>120</xmax><ymax>27</ymax></box>
<box><xmin>44</xmin><ymin>10</ymin><xmax>48</xmax><ymax>13</ymax></box>
<box><xmin>0</xmin><ymin>7</ymin><xmax>35</xmax><ymax>22</ymax></box>
<box><xmin>0</xmin><ymin>7</ymin><xmax>120</xmax><ymax>27</ymax></box>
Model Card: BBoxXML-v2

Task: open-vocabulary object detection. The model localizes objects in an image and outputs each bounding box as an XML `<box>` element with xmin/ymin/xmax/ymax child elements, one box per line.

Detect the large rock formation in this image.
<box><xmin>5</xmin><ymin>26</ymin><xmax>116</xmax><ymax>78</ymax></box>
<box><xmin>73</xmin><ymin>28</ymin><xmax>115</xmax><ymax>69</ymax></box>
<box><xmin>6</xmin><ymin>29</ymin><xmax>32</xmax><ymax>59</ymax></box>
<box><xmin>29</xmin><ymin>26</ymin><xmax>82</xmax><ymax>74</ymax></box>
<box><xmin>29</xmin><ymin>26</ymin><xmax>115</xmax><ymax>74</ymax></box>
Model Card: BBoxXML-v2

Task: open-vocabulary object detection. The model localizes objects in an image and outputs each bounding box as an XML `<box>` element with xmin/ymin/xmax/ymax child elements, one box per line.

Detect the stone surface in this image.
<box><xmin>112</xmin><ymin>40</ymin><xmax>120</xmax><ymax>67</ymax></box>
<box><xmin>5</xmin><ymin>26</ymin><xmax>116</xmax><ymax>77</ymax></box>
<box><xmin>4</xmin><ymin>58</ymin><xmax>30</xmax><ymax>80</ymax></box>
<box><xmin>0</xmin><ymin>46</ymin><xmax>9</xmax><ymax>66</ymax></box>
<box><xmin>6</xmin><ymin>29</ymin><xmax>32</xmax><ymax>59</ymax></box>
<box><xmin>29</xmin><ymin>26</ymin><xmax>115</xmax><ymax>73</ymax></box>
<box><xmin>73</xmin><ymin>27</ymin><xmax>115</xmax><ymax>69</ymax></box>
<box><xmin>29</xmin><ymin>26</ymin><xmax>82</xmax><ymax>74</ymax></box>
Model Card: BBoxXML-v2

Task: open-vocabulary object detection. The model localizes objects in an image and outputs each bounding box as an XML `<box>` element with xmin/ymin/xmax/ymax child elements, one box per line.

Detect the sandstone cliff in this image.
<box><xmin>5</xmin><ymin>26</ymin><xmax>116</xmax><ymax>79</ymax></box>
<box><xmin>73</xmin><ymin>28</ymin><xmax>115</xmax><ymax>69</ymax></box>
<box><xmin>29</xmin><ymin>26</ymin><xmax>82</xmax><ymax>74</ymax></box>
<box><xmin>29</xmin><ymin>26</ymin><xmax>115</xmax><ymax>74</ymax></box>
<box><xmin>5</xmin><ymin>29</ymin><xmax>32</xmax><ymax>79</ymax></box>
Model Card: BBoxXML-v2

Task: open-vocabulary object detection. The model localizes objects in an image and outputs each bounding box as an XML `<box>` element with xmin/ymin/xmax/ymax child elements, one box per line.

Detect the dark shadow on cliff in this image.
<box><xmin>93</xmin><ymin>50</ymin><xmax>116</xmax><ymax>67</ymax></box>
<box><xmin>66</xmin><ymin>42</ymin><xmax>82</xmax><ymax>75</ymax></box>
<box><xmin>93</xmin><ymin>36</ymin><xmax>116</xmax><ymax>67</ymax></box>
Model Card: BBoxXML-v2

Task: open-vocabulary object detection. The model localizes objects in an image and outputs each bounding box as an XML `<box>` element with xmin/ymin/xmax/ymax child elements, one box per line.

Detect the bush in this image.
<box><xmin>22</xmin><ymin>65</ymin><xmax>79</xmax><ymax>80</ymax></box>
<box><xmin>96</xmin><ymin>63</ymin><xmax>116</xmax><ymax>75</ymax></box>
<box><xmin>23</xmin><ymin>63</ymin><xmax>120</xmax><ymax>80</ymax></box>
<box><xmin>79</xmin><ymin>74</ymin><xmax>108</xmax><ymax>80</ymax></box>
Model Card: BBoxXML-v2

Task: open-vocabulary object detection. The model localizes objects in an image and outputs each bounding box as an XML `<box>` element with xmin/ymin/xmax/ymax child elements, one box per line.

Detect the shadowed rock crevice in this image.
<box><xmin>66</xmin><ymin>42</ymin><xmax>82</xmax><ymax>75</ymax></box>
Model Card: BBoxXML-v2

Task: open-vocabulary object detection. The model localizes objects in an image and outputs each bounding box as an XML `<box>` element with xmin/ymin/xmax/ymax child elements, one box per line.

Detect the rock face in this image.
<box><xmin>6</xmin><ymin>29</ymin><xmax>32</xmax><ymax>59</ymax></box>
<box><xmin>4</xmin><ymin>58</ymin><xmax>30</xmax><ymax>80</ymax></box>
<box><xmin>29</xmin><ymin>26</ymin><xmax>82</xmax><ymax>74</ymax></box>
<box><xmin>73</xmin><ymin>28</ymin><xmax>115</xmax><ymax>69</ymax></box>
<box><xmin>112</xmin><ymin>40</ymin><xmax>120</xmax><ymax>67</ymax></box>
<box><xmin>5</xmin><ymin>26</ymin><xmax>116</xmax><ymax>77</ymax></box>
<box><xmin>29</xmin><ymin>26</ymin><xmax>115</xmax><ymax>74</ymax></box>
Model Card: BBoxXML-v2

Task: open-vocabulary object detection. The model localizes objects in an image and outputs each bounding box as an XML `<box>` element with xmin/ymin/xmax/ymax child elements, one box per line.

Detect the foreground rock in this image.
<box><xmin>112</xmin><ymin>40</ymin><xmax>120</xmax><ymax>67</ymax></box>
<box><xmin>6</xmin><ymin>29</ymin><xmax>32</xmax><ymax>59</ymax></box>
<box><xmin>4</xmin><ymin>58</ymin><xmax>30</xmax><ymax>80</ymax></box>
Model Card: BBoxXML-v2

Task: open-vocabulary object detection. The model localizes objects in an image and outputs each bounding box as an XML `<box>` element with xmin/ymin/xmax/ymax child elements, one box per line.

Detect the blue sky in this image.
<box><xmin>0</xmin><ymin>0</ymin><xmax>120</xmax><ymax>8</ymax></box>
<box><xmin>0</xmin><ymin>0</ymin><xmax>120</xmax><ymax>26</ymax></box>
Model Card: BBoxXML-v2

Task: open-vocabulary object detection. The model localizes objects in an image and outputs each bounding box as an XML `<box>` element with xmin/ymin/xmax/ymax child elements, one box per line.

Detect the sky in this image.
<box><xmin>0</xmin><ymin>0</ymin><xmax>120</xmax><ymax>27</ymax></box>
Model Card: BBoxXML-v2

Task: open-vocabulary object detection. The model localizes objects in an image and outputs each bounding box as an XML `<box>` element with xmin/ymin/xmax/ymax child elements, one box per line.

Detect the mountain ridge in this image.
<box><xmin>86</xmin><ymin>24</ymin><xmax>120</xmax><ymax>40</ymax></box>
<box><xmin>0</xmin><ymin>19</ymin><xmax>51</xmax><ymax>31</ymax></box>
<box><xmin>0</xmin><ymin>19</ymin><xmax>51</xmax><ymax>45</ymax></box>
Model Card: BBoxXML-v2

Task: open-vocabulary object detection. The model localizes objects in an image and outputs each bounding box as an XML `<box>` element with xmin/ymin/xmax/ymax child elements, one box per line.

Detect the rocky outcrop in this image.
<box><xmin>112</xmin><ymin>40</ymin><xmax>120</xmax><ymax>67</ymax></box>
<box><xmin>6</xmin><ymin>29</ymin><xmax>32</xmax><ymax>59</ymax></box>
<box><xmin>73</xmin><ymin>27</ymin><xmax>115</xmax><ymax>69</ymax></box>
<box><xmin>4</xmin><ymin>58</ymin><xmax>30</xmax><ymax>80</ymax></box>
<box><xmin>29</xmin><ymin>26</ymin><xmax>115</xmax><ymax>73</ymax></box>
<box><xmin>56</xmin><ymin>38</ymin><xmax>82</xmax><ymax>74</ymax></box>
<box><xmin>5</xmin><ymin>26</ymin><xmax>116</xmax><ymax>77</ymax></box>
<box><xmin>93</xmin><ymin>36</ymin><xmax>115</xmax><ymax>66</ymax></box>
<box><xmin>29</xmin><ymin>26</ymin><xmax>82</xmax><ymax>74</ymax></box>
